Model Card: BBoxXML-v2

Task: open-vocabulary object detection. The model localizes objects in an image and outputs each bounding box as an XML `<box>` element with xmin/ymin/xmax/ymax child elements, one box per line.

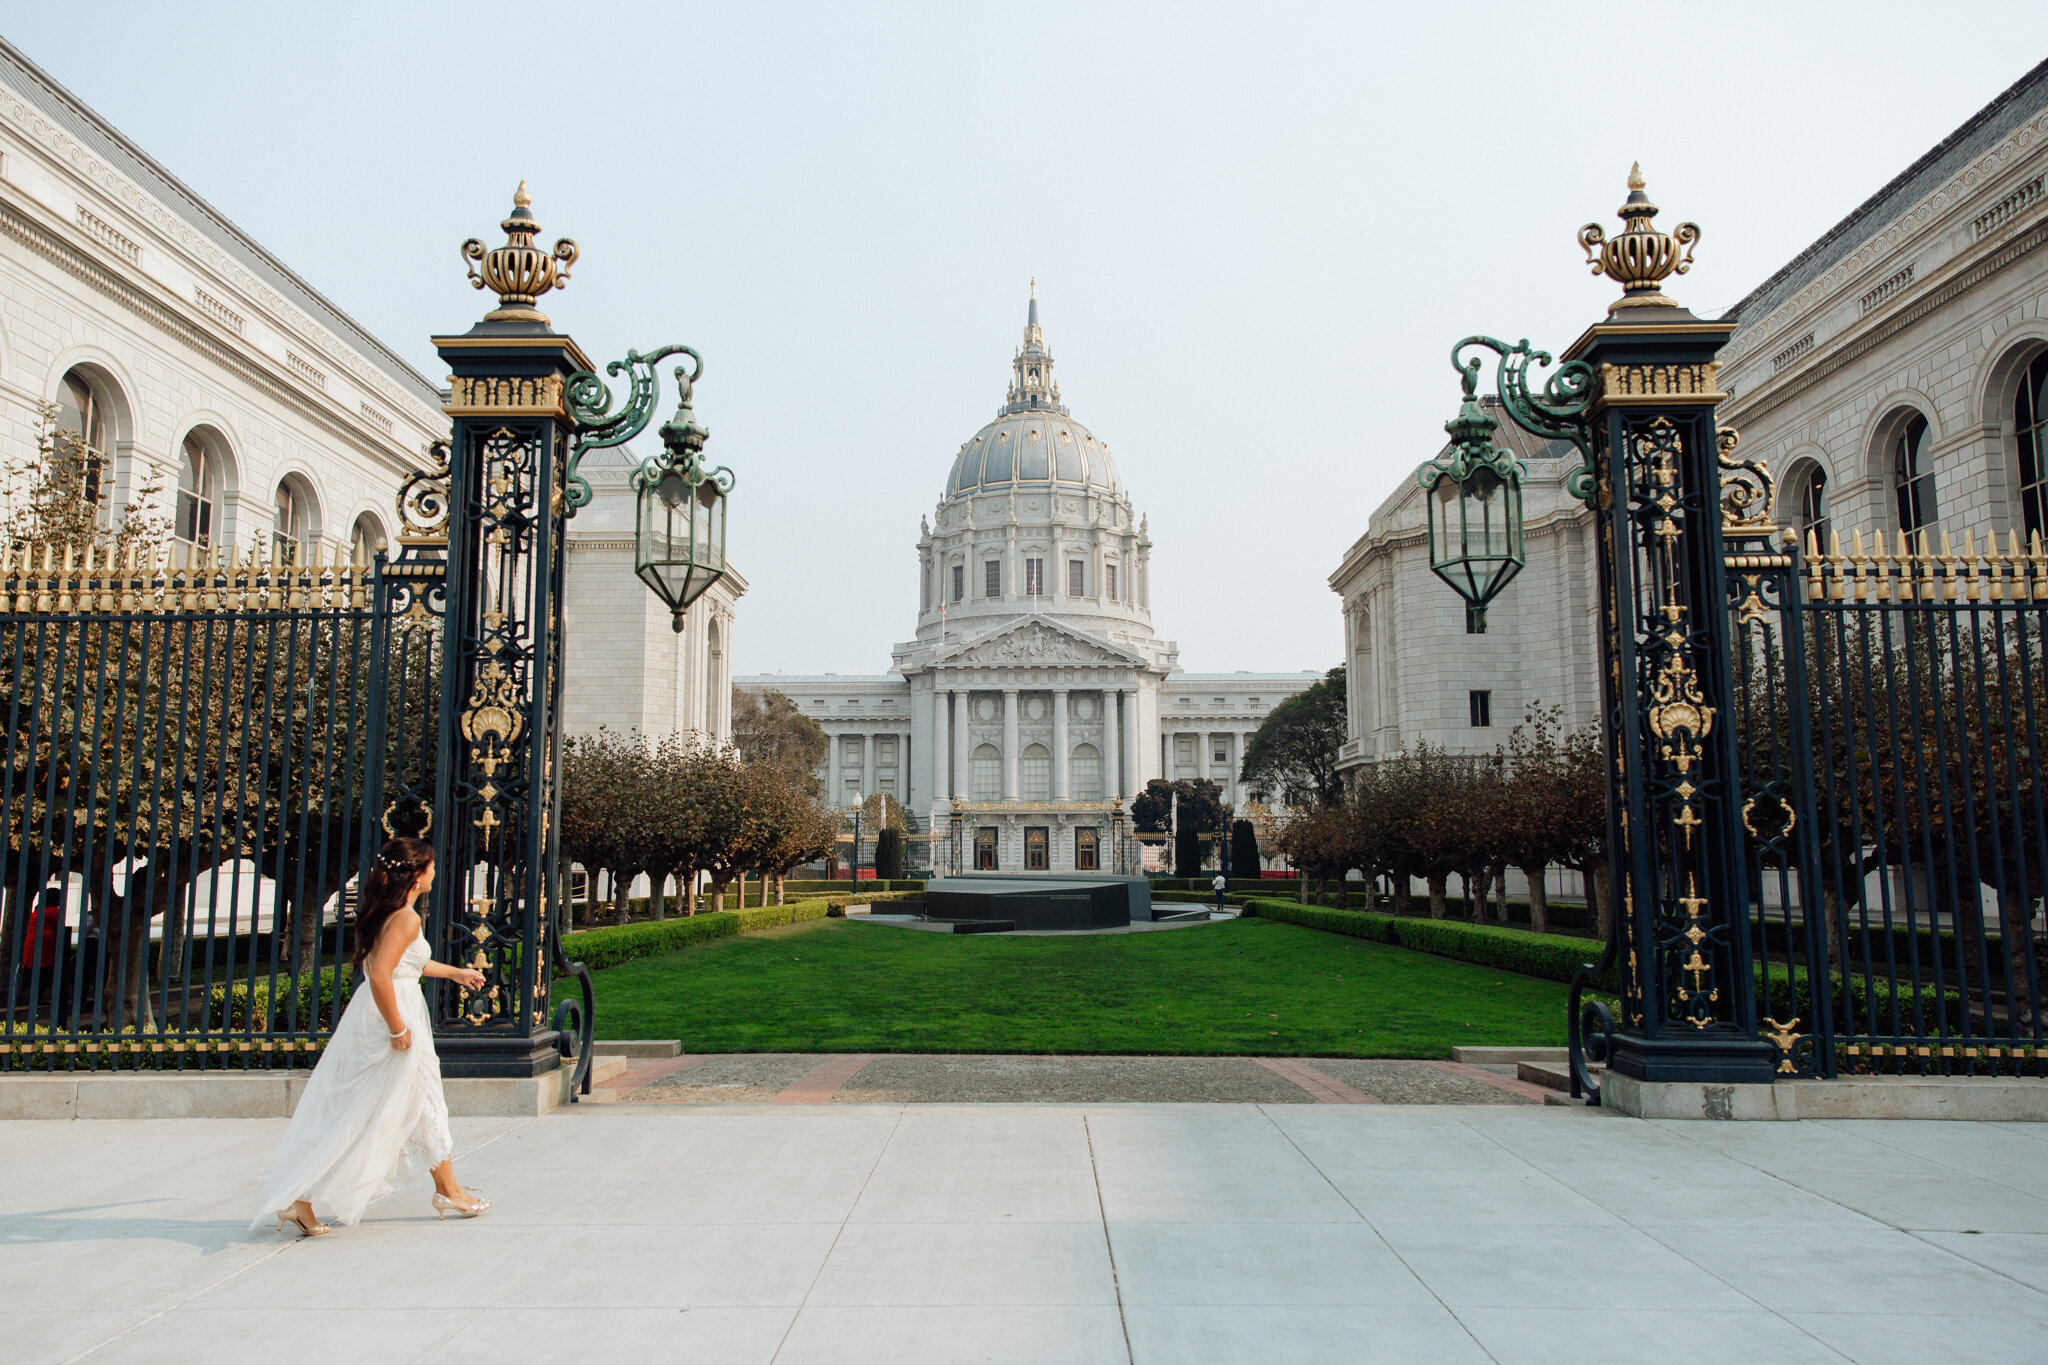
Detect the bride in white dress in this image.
<box><xmin>251</xmin><ymin>837</ymin><xmax>490</xmax><ymax>1236</ymax></box>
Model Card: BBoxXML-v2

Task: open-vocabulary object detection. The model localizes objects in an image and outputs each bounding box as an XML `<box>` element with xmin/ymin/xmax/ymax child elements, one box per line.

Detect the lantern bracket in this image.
<box><xmin>1448</xmin><ymin>335</ymin><xmax>1598</xmax><ymax>506</ymax></box>
<box><xmin>563</xmin><ymin>344</ymin><xmax>703</xmax><ymax>517</ymax></box>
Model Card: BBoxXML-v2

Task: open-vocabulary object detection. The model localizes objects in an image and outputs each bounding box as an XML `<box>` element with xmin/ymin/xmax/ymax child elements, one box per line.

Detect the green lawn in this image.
<box><xmin>579</xmin><ymin>916</ymin><xmax>1566</xmax><ymax>1057</ymax></box>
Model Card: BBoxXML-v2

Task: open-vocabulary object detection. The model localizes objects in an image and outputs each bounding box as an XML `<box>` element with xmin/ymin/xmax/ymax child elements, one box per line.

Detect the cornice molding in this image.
<box><xmin>1725</xmin><ymin>109</ymin><xmax>2048</xmax><ymax>371</ymax></box>
<box><xmin>1725</xmin><ymin>213</ymin><xmax>2048</xmax><ymax>426</ymax></box>
<box><xmin>0</xmin><ymin>75</ymin><xmax>443</xmax><ymax>426</ymax></box>
<box><xmin>0</xmin><ymin>196</ymin><xmax>422</xmax><ymax>472</ymax></box>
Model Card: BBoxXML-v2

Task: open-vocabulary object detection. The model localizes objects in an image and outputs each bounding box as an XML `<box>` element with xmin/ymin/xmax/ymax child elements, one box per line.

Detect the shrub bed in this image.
<box><xmin>1240</xmin><ymin>897</ymin><xmax>1612</xmax><ymax>989</ymax></box>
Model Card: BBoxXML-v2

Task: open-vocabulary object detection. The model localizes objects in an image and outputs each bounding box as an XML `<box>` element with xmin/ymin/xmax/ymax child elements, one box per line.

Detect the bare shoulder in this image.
<box><xmin>379</xmin><ymin>907</ymin><xmax>423</xmax><ymax>947</ymax></box>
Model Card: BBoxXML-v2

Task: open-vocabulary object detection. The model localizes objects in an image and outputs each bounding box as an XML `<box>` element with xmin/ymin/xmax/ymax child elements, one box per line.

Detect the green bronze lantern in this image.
<box><xmin>632</xmin><ymin>362</ymin><xmax>732</xmax><ymax>633</ymax></box>
<box><xmin>564</xmin><ymin>343</ymin><xmax>734</xmax><ymax>633</ymax></box>
<box><xmin>1416</xmin><ymin>355</ymin><xmax>1528</xmax><ymax>631</ymax></box>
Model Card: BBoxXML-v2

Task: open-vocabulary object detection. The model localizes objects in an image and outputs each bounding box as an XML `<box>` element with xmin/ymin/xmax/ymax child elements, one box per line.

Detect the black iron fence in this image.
<box><xmin>0</xmin><ymin>542</ymin><xmax>440</xmax><ymax>1070</ymax></box>
<box><xmin>1731</xmin><ymin>527</ymin><xmax>2048</xmax><ymax>1077</ymax></box>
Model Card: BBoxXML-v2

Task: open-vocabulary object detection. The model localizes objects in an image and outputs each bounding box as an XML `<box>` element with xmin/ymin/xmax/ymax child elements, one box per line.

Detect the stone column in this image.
<box><xmin>827</xmin><ymin>728</ymin><xmax>841</xmax><ymax>809</ymax></box>
<box><xmin>1052</xmin><ymin>690</ymin><xmax>1070</xmax><ymax>799</ymax></box>
<box><xmin>954</xmin><ymin>691</ymin><xmax>972</xmax><ymax>798</ymax></box>
<box><xmin>855</xmin><ymin>733</ymin><xmax>871</xmax><ymax>799</ymax></box>
<box><xmin>1228</xmin><ymin>730</ymin><xmax>1242</xmax><ymax>806</ymax></box>
<box><xmin>931</xmin><ymin>688</ymin><xmax>950</xmax><ymax>804</ymax></box>
<box><xmin>1001</xmin><ymin>689</ymin><xmax>1020</xmax><ymax>800</ymax></box>
<box><xmin>1103</xmin><ymin>688</ymin><xmax>1121</xmax><ymax>798</ymax></box>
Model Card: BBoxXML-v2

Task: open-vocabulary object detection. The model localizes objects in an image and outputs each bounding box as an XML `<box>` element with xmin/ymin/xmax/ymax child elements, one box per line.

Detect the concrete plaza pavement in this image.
<box><xmin>5</xmin><ymin>1103</ymin><xmax>2048</xmax><ymax>1364</ymax></box>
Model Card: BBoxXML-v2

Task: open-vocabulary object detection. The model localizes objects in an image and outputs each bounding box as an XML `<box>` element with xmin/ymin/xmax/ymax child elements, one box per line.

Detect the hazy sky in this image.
<box><xmin>7</xmin><ymin>4</ymin><xmax>2047</xmax><ymax>674</ymax></box>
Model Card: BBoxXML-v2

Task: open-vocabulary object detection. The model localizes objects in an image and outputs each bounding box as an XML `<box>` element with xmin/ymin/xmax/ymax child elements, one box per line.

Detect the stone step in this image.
<box><xmin>596</xmin><ymin>1040</ymin><xmax>683</xmax><ymax>1060</ymax></box>
<box><xmin>1518</xmin><ymin>1059</ymin><xmax>1602</xmax><ymax>1093</ymax></box>
<box><xmin>1450</xmin><ymin>1046</ymin><xmax>1568</xmax><ymax>1066</ymax></box>
<box><xmin>588</xmin><ymin>1055</ymin><xmax>631</xmax><ymax>1086</ymax></box>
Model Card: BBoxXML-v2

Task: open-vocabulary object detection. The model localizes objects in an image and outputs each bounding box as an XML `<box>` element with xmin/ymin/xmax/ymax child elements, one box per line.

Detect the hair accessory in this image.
<box><xmin>375</xmin><ymin>853</ymin><xmax>419</xmax><ymax>874</ymax></box>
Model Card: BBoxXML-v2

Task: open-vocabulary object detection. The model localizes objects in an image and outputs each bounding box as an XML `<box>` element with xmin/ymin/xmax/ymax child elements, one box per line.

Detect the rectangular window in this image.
<box><xmin>1106</xmin><ymin>564</ymin><xmax>1118</xmax><ymax>601</ymax></box>
<box><xmin>877</xmin><ymin>737</ymin><xmax>897</xmax><ymax>764</ymax></box>
<box><xmin>1466</xmin><ymin>604</ymin><xmax>1486</xmax><ymax>635</ymax></box>
<box><xmin>1213</xmin><ymin>747</ymin><xmax>1228</xmax><ymax>764</ymax></box>
<box><xmin>878</xmin><ymin>779</ymin><xmax>894</xmax><ymax>794</ymax></box>
<box><xmin>1068</xmin><ymin>559</ymin><xmax>1084</xmax><ymax>596</ymax></box>
<box><xmin>975</xmin><ymin>827</ymin><xmax>999</xmax><ymax>871</ymax></box>
<box><xmin>842</xmin><ymin>737</ymin><xmax>863</xmax><ymax>764</ymax></box>
<box><xmin>1025</xmin><ymin>557</ymin><xmax>1044</xmax><ymax>595</ymax></box>
<box><xmin>844</xmin><ymin>778</ymin><xmax>862</xmax><ymax>804</ymax></box>
<box><xmin>985</xmin><ymin>560</ymin><xmax>1001</xmax><ymax>597</ymax></box>
<box><xmin>1025</xmin><ymin>827</ymin><xmax>1048</xmax><ymax>870</ymax></box>
<box><xmin>1469</xmin><ymin>690</ymin><xmax>1492</xmax><ymax>728</ymax></box>
<box><xmin>1175</xmin><ymin>736</ymin><xmax>1196</xmax><ymax>767</ymax></box>
<box><xmin>952</xmin><ymin>565</ymin><xmax>964</xmax><ymax>602</ymax></box>
<box><xmin>1075</xmin><ymin>827</ymin><xmax>1099</xmax><ymax>871</ymax></box>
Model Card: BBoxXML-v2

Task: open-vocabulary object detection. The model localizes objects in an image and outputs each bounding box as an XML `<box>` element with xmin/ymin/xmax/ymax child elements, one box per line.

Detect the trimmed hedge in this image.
<box><xmin>1241</xmin><ymin>897</ymin><xmax>1612</xmax><ymax>989</ymax></box>
<box><xmin>561</xmin><ymin>891</ymin><xmax>923</xmax><ymax>974</ymax></box>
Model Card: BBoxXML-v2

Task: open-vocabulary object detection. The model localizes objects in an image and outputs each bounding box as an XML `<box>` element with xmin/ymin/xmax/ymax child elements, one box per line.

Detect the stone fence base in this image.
<box><xmin>1602</xmin><ymin>1071</ymin><xmax>2048</xmax><ymax>1121</ymax></box>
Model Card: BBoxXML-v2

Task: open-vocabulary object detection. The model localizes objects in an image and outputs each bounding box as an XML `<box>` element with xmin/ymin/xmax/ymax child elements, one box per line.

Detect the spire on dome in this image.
<box><xmin>1005</xmin><ymin>282</ymin><xmax>1064</xmax><ymax>415</ymax></box>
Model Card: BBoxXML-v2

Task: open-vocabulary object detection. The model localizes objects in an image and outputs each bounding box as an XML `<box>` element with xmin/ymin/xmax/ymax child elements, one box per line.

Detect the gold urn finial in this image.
<box><xmin>460</xmin><ymin>182</ymin><xmax>579</xmax><ymax>325</ymax></box>
<box><xmin>1577</xmin><ymin>163</ymin><xmax>1700</xmax><ymax>311</ymax></box>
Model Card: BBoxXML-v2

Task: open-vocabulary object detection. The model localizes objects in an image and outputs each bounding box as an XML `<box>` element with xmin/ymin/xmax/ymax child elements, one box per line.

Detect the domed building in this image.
<box><xmin>738</xmin><ymin>289</ymin><xmax>1318</xmax><ymax>873</ymax></box>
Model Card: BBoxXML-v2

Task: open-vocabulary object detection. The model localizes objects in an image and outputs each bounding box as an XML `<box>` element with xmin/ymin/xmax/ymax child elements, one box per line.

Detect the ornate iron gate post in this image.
<box><xmin>1571</xmin><ymin>173</ymin><xmax>1776</xmax><ymax>1085</ymax></box>
<box><xmin>426</xmin><ymin>185</ymin><xmax>591</xmax><ymax>1078</ymax></box>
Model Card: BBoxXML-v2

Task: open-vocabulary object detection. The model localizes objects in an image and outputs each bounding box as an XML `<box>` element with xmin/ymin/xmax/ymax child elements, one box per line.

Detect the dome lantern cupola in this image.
<box><xmin>1003</xmin><ymin>279</ymin><xmax>1066</xmax><ymax>416</ymax></box>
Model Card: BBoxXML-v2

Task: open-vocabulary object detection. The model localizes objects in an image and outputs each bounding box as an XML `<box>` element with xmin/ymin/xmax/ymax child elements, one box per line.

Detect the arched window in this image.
<box><xmin>1794</xmin><ymin>463</ymin><xmax>1829</xmax><ymax>547</ymax></box>
<box><xmin>1070</xmin><ymin>743</ymin><xmax>1101</xmax><ymax>801</ymax></box>
<box><xmin>1020</xmin><ymin>743</ymin><xmax>1050</xmax><ymax>801</ymax></box>
<box><xmin>272</xmin><ymin>479</ymin><xmax>311</xmax><ymax>563</ymax></box>
<box><xmin>54</xmin><ymin>369</ymin><xmax>110</xmax><ymax>511</ymax></box>
<box><xmin>971</xmin><ymin>744</ymin><xmax>1001</xmax><ymax>802</ymax></box>
<box><xmin>175</xmin><ymin>434</ymin><xmax>220</xmax><ymax>560</ymax></box>
<box><xmin>350</xmin><ymin>513</ymin><xmax>385</xmax><ymax>564</ymax></box>
<box><xmin>2016</xmin><ymin>351</ymin><xmax>2048</xmax><ymax>542</ymax></box>
<box><xmin>1891</xmin><ymin>414</ymin><xmax>1937</xmax><ymax>539</ymax></box>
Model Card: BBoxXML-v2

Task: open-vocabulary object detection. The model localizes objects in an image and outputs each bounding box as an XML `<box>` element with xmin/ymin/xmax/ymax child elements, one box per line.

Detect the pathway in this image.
<box><xmin>5</xmin><ymin>1104</ymin><xmax>2048</xmax><ymax>1363</ymax></box>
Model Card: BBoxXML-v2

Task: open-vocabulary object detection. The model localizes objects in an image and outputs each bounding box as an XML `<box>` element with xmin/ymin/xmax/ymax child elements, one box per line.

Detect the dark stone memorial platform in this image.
<box><xmin>923</xmin><ymin>874</ymin><xmax>1153</xmax><ymax>931</ymax></box>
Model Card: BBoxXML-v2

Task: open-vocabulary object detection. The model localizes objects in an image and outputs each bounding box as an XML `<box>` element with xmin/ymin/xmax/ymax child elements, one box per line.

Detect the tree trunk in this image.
<box><xmin>1822</xmin><ymin>885</ymin><xmax>1845</xmax><ymax>983</ymax></box>
<box><xmin>1298</xmin><ymin>873</ymin><xmax>1311</xmax><ymax>904</ymax></box>
<box><xmin>1392</xmin><ymin>876</ymin><xmax>1411</xmax><ymax>917</ymax></box>
<box><xmin>1490</xmin><ymin>860</ymin><xmax>1509</xmax><ymax>923</ymax></box>
<box><xmin>775</xmin><ymin>874</ymin><xmax>785</xmax><ymax>907</ymax></box>
<box><xmin>649</xmin><ymin>872</ymin><xmax>667</xmax><ymax>922</ymax></box>
<box><xmin>613</xmin><ymin>871</ymin><xmax>633</xmax><ymax>926</ymax></box>
<box><xmin>1427</xmin><ymin>873</ymin><xmax>1448</xmax><ymax>920</ymax></box>
<box><xmin>1521</xmin><ymin>864</ymin><xmax>1549</xmax><ymax>935</ymax></box>
<box><xmin>1999</xmin><ymin>886</ymin><xmax>2041</xmax><ymax>1031</ymax></box>
<box><xmin>1460</xmin><ymin>867</ymin><xmax>1483</xmax><ymax>922</ymax></box>
<box><xmin>713</xmin><ymin>885</ymin><xmax>727</xmax><ymax>912</ymax></box>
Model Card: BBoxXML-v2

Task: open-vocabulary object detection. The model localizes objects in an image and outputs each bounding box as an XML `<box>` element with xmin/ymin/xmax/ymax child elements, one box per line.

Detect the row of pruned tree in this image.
<box><xmin>557</xmin><ymin>729</ymin><xmax>838</xmax><ymax>924</ymax></box>
<box><xmin>1276</xmin><ymin>706</ymin><xmax>1609</xmax><ymax>935</ymax></box>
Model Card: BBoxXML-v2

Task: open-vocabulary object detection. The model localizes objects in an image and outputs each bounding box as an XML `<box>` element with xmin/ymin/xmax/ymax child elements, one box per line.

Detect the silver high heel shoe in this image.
<box><xmin>277</xmin><ymin>1206</ymin><xmax>331</xmax><ymax>1237</ymax></box>
<box><xmin>432</xmin><ymin>1190</ymin><xmax>490</xmax><ymax>1219</ymax></box>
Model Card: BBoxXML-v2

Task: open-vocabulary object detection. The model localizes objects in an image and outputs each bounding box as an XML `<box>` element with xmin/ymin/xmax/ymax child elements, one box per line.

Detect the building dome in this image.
<box><xmin>944</xmin><ymin>286</ymin><xmax>1121</xmax><ymax>498</ymax></box>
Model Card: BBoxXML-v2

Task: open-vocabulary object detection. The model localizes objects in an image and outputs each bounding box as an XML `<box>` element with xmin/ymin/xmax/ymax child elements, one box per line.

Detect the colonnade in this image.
<box><xmin>929</xmin><ymin>687</ymin><xmax>1129</xmax><ymax>802</ymax></box>
<box><xmin>824</xmin><ymin>729</ymin><xmax>912</xmax><ymax>809</ymax></box>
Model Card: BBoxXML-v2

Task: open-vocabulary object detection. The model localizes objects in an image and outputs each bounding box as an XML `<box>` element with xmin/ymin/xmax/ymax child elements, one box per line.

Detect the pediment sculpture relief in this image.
<box><xmin>953</xmin><ymin>621</ymin><xmax>1124</xmax><ymax>667</ymax></box>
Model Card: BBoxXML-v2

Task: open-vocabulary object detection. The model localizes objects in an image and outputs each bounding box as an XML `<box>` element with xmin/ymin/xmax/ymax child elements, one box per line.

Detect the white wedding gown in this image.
<box><xmin>249</xmin><ymin>933</ymin><xmax>454</xmax><ymax>1228</ymax></box>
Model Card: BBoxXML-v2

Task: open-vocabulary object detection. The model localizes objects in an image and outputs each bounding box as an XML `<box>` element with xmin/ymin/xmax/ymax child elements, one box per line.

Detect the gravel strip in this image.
<box><xmin>1310</xmin><ymin>1059</ymin><xmax>1539</xmax><ymax>1105</ymax></box>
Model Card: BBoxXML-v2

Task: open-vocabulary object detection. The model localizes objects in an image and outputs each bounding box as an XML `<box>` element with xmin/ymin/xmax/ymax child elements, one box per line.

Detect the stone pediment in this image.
<box><xmin>939</xmin><ymin>619</ymin><xmax>1143</xmax><ymax>669</ymax></box>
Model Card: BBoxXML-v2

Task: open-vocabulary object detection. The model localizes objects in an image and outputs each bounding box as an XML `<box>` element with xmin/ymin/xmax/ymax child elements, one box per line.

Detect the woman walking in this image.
<box><xmin>251</xmin><ymin>837</ymin><xmax>490</xmax><ymax>1236</ymax></box>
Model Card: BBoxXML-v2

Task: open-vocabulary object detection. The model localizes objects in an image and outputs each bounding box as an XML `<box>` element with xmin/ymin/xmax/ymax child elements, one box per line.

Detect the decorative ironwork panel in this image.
<box><xmin>0</xmin><ymin>540</ymin><xmax>431</xmax><ymax>1070</ymax></box>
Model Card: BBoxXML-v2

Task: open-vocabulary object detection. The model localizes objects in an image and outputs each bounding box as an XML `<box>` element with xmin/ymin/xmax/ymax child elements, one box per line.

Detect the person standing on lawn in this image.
<box><xmin>1213</xmin><ymin>871</ymin><xmax>1228</xmax><ymax>913</ymax></box>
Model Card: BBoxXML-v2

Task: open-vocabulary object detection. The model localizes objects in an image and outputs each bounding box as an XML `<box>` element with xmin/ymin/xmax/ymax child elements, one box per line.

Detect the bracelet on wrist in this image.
<box><xmin>389</xmin><ymin>1026</ymin><xmax>410</xmax><ymax>1039</ymax></box>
